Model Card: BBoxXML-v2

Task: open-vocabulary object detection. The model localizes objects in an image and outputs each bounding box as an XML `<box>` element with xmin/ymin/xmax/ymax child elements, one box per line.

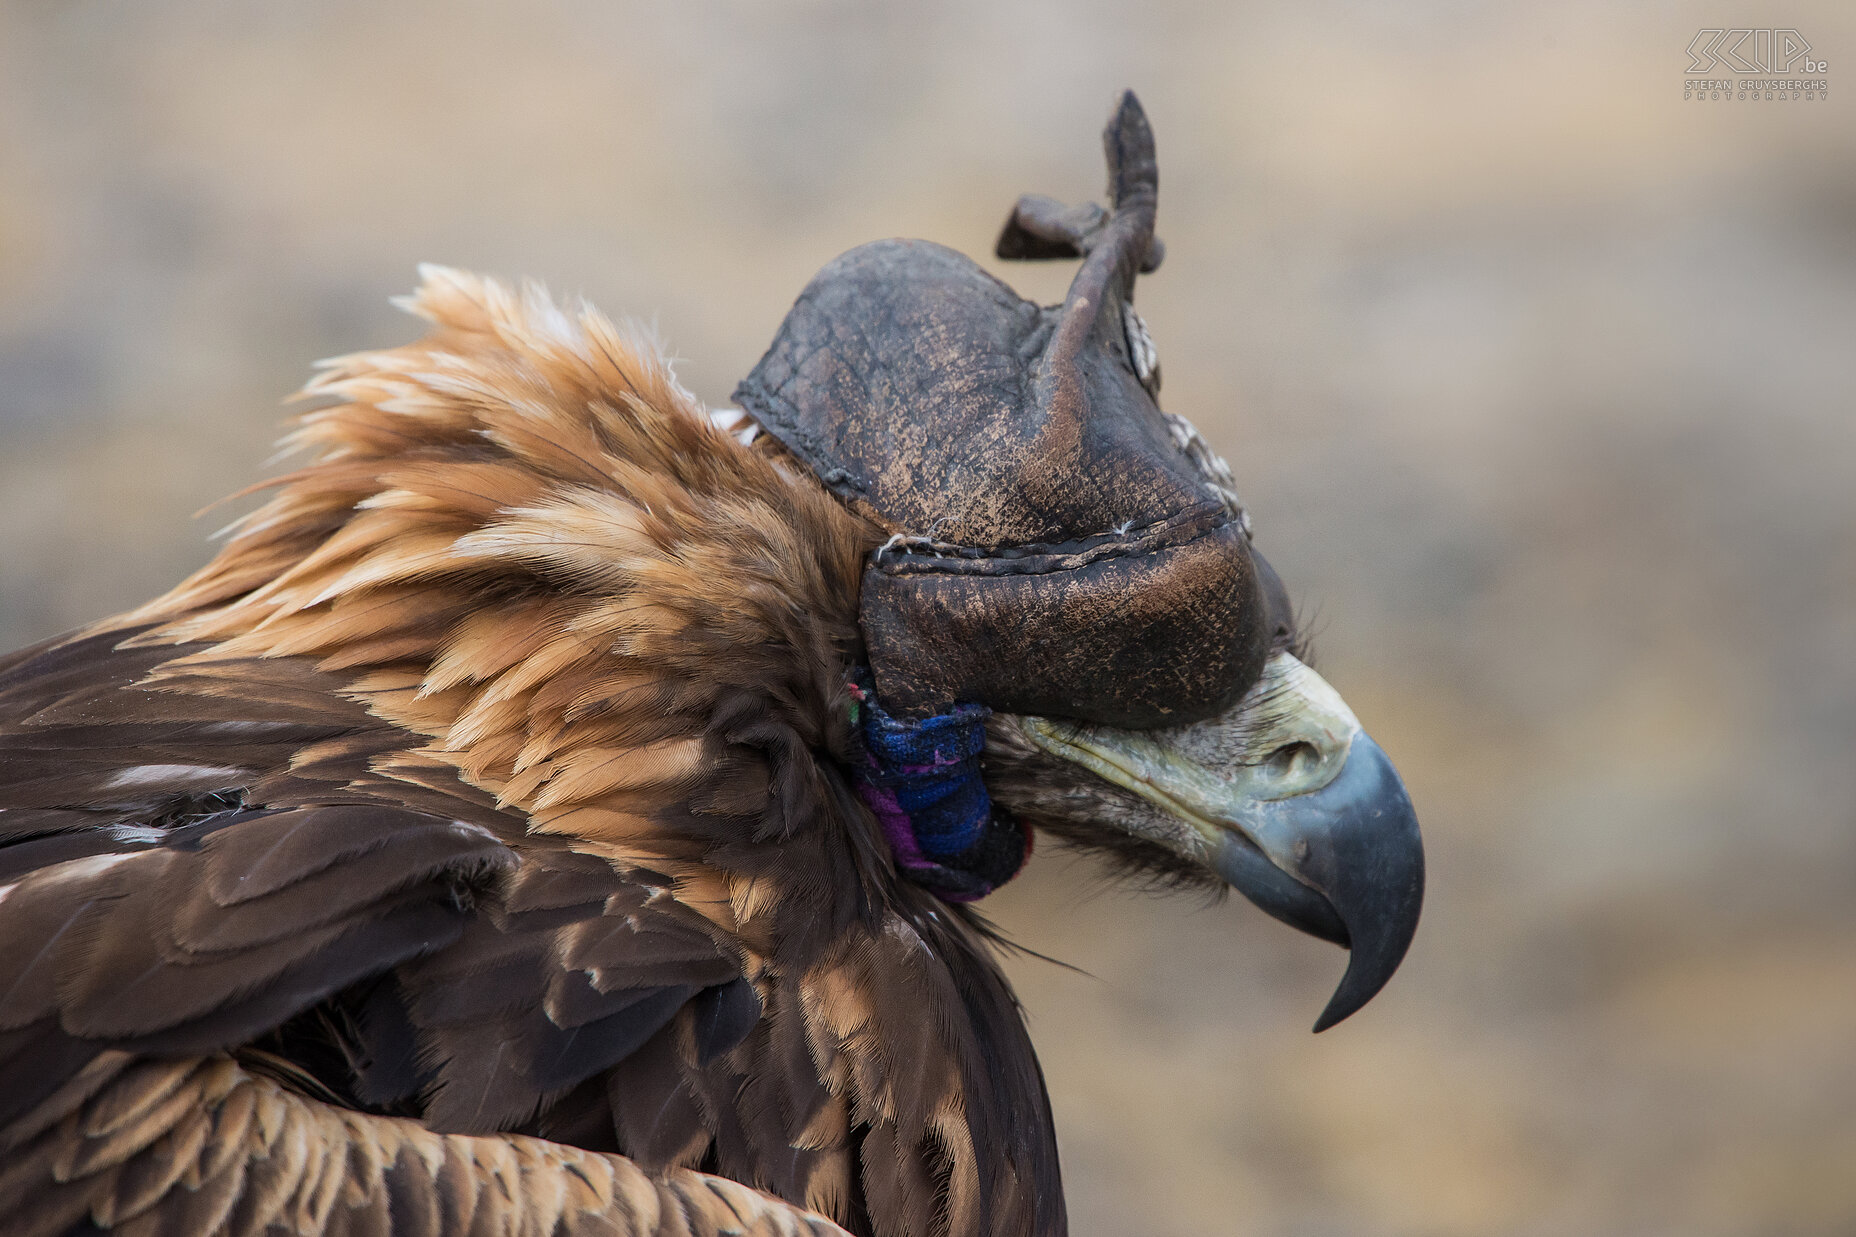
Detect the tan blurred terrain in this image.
<box><xmin>3</xmin><ymin>3</ymin><xmax>1855</xmax><ymax>1234</ymax></box>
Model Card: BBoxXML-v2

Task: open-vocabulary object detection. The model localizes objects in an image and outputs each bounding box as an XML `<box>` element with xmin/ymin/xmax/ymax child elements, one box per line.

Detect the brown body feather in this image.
<box><xmin>0</xmin><ymin>269</ymin><xmax>1064</xmax><ymax>1237</ymax></box>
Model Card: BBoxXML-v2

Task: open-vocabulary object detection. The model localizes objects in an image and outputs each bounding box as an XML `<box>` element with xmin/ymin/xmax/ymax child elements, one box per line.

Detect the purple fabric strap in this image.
<box><xmin>847</xmin><ymin>673</ymin><xmax>1029</xmax><ymax>903</ymax></box>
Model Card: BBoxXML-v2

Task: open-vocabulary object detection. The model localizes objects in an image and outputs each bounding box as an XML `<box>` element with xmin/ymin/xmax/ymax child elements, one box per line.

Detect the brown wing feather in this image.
<box><xmin>0</xmin><ymin>627</ymin><xmax>759</xmax><ymax>1144</ymax></box>
<box><xmin>0</xmin><ymin>1054</ymin><xmax>851</xmax><ymax>1237</ymax></box>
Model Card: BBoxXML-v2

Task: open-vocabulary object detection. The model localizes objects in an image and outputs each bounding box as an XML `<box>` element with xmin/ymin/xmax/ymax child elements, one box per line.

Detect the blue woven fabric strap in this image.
<box><xmin>847</xmin><ymin>672</ymin><xmax>1029</xmax><ymax>902</ymax></box>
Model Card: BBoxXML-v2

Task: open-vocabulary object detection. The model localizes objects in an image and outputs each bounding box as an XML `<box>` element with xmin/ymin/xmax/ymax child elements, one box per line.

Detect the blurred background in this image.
<box><xmin>2</xmin><ymin>2</ymin><xmax>1853</xmax><ymax>1233</ymax></box>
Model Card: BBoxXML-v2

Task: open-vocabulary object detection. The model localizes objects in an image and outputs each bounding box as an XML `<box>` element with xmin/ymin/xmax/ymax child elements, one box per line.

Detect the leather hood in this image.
<box><xmin>734</xmin><ymin>92</ymin><xmax>1270</xmax><ymax>727</ymax></box>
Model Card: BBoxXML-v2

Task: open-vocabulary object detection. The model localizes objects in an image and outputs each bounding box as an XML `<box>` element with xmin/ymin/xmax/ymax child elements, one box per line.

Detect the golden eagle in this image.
<box><xmin>0</xmin><ymin>94</ymin><xmax>1421</xmax><ymax>1237</ymax></box>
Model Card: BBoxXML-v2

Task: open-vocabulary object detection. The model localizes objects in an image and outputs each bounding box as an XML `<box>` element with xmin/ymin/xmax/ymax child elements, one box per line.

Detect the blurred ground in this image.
<box><xmin>3</xmin><ymin>3</ymin><xmax>1854</xmax><ymax>1234</ymax></box>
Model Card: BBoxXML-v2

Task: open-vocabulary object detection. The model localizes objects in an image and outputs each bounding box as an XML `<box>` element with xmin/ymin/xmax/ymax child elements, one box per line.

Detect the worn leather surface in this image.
<box><xmin>731</xmin><ymin>239</ymin><xmax>1210</xmax><ymax>549</ymax></box>
<box><xmin>734</xmin><ymin>92</ymin><xmax>1270</xmax><ymax>726</ymax></box>
<box><xmin>862</xmin><ymin>521</ymin><xmax>1266</xmax><ymax>726</ymax></box>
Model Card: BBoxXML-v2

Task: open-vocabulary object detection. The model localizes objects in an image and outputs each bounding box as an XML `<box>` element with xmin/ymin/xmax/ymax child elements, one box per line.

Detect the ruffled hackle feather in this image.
<box><xmin>128</xmin><ymin>265</ymin><xmax>880</xmax><ymax>881</ymax></box>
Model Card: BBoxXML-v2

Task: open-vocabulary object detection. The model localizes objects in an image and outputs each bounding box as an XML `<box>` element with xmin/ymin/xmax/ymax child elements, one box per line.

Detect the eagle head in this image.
<box><xmin>736</xmin><ymin>91</ymin><xmax>1424</xmax><ymax>1031</ymax></box>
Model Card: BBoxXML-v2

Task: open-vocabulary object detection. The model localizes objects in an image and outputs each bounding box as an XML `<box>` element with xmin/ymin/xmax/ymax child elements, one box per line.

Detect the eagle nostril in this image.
<box><xmin>1264</xmin><ymin>740</ymin><xmax>1320</xmax><ymax>785</ymax></box>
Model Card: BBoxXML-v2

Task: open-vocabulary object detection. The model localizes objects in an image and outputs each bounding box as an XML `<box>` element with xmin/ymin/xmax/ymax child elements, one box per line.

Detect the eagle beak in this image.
<box><xmin>1020</xmin><ymin>653</ymin><xmax>1424</xmax><ymax>1031</ymax></box>
<box><xmin>1207</xmin><ymin>731</ymin><xmax>1423</xmax><ymax>1030</ymax></box>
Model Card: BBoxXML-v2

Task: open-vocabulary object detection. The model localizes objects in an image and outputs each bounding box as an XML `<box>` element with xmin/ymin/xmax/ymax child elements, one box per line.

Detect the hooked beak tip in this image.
<box><xmin>1211</xmin><ymin>731</ymin><xmax>1424</xmax><ymax>1031</ymax></box>
<box><xmin>1299</xmin><ymin>734</ymin><xmax>1425</xmax><ymax>1031</ymax></box>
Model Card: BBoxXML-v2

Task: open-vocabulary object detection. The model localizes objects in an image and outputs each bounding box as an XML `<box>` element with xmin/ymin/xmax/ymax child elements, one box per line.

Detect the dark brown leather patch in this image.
<box><xmin>860</xmin><ymin>522</ymin><xmax>1266</xmax><ymax>726</ymax></box>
